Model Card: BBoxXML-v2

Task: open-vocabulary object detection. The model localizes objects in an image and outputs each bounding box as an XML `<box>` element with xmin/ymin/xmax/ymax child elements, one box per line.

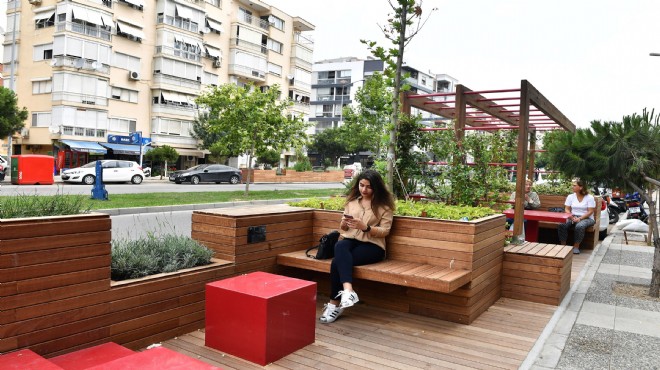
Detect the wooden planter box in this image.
<box><xmin>0</xmin><ymin>213</ymin><xmax>234</xmax><ymax>358</ymax></box>
<box><xmin>240</xmin><ymin>169</ymin><xmax>344</xmax><ymax>183</ymax></box>
<box><xmin>191</xmin><ymin>205</ymin><xmax>506</xmax><ymax>324</ymax></box>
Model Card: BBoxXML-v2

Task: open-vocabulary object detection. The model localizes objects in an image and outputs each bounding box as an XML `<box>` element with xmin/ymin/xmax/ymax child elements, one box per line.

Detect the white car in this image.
<box><xmin>61</xmin><ymin>160</ymin><xmax>145</xmax><ymax>185</ymax></box>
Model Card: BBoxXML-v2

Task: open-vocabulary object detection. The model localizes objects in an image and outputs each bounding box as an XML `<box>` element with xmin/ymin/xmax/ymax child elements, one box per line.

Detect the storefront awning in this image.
<box><xmin>61</xmin><ymin>140</ymin><xmax>107</xmax><ymax>154</ymax></box>
<box><xmin>99</xmin><ymin>143</ymin><xmax>151</xmax><ymax>155</ymax></box>
<box><xmin>175</xmin><ymin>148</ymin><xmax>208</xmax><ymax>158</ymax></box>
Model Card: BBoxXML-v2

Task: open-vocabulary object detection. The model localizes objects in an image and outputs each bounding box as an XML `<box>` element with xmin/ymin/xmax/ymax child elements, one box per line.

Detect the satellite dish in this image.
<box><xmin>74</xmin><ymin>58</ymin><xmax>84</xmax><ymax>69</ymax></box>
<box><xmin>287</xmin><ymin>75</ymin><xmax>295</xmax><ymax>80</ymax></box>
<box><xmin>268</xmin><ymin>15</ymin><xmax>276</xmax><ymax>24</ymax></box>
<box><xmin>48</xmin><ymin>125</ymin><xmax>61</xmax><ymax>134</ymax></box>
<box><xmin>50</xmin><ymin>59</ymin><xmax>58</xmax><ymax>67</ymax></box>
<box><xmin>204</xmin><ymin>27</ymin><xmax>211</xmax><ymax>33</ymax></box>
<box><xmin>295</xmin><ymin>95</ymin><xmax>302</xmax><ymax>102</ymax></box>
<box><xmin>91</xmin><ymin>61</ymin><xmax>100</xmax><ymax>70</ymax></box>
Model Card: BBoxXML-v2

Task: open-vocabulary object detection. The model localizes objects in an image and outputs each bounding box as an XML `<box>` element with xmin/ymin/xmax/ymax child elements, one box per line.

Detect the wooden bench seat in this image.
<box><xmin>536</xmin><ymin>195</ymin><xmax>602</xmax><ymax>249</ymax></box>
<box><xmin>277</xmin><ymin>250</ymin><xmax>472</xmax><ymax>293</ymax></box>
<box><xmin>502</xmin><ymin>242</ymin><xmax>573</xmax><ymax>305</ymax></box>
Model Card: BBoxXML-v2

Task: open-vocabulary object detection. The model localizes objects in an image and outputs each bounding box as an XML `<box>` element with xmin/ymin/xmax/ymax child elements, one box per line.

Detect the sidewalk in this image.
<box><xmin>526</xmin><ymin>229</ymin><xmax>660</xmax><ymax>369</ymax></box>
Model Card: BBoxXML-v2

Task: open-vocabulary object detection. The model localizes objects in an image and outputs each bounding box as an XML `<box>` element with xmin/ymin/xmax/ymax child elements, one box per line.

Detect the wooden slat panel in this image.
<box><xmin>0</xmin><ymin>215</ymin><xmax>110</xmax><ymax>240</ymax></box>
<box><xmin>0</xmin><ymin>231</ymin><xmax>110</xmax><ymax>254</ymax></box>
<box><xmin>0</xmin><ymin>244</ymin><xmax>109</xmax><ymax>268</ymax></box>
<box><xmin>1</xmin><ymin>255</ymin><xmax>110</xmax><ymax>283</ymax></box>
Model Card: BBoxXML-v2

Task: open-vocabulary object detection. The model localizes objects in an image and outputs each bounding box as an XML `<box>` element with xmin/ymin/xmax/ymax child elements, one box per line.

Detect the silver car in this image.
<box><xmin>61</xmin><ymin>160</ymin><xmax>145</xmax><ymax>185</ymax></box>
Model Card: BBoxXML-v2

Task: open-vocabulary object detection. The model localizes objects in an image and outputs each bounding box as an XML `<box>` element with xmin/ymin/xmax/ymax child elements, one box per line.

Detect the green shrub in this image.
<box><xmin>0</xmin><ymin>192</ymin><xmax>91</xmax><ymax>219</ymax></box>
<box><xmin>111</xmin><ymin>234</ymin><xmax>214</xmax><ymax>281</ymax></box>
<box><xmin>533</xmin><ymin>181</ymin><xmax>572</xmax><ymax>195</ymax></box>
<box><xmin>288</xmin><ymin>198</ymin><xmax>496</xmax><ymax>221</ymax></box>
<box><xmin>293</xmin><ymin>158</ymin><xmax>312</xmax><ymax>172</ymax></box>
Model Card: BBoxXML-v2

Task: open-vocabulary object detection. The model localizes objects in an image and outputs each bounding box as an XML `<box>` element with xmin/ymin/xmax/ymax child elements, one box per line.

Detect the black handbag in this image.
<box><xmin>305</xmin><ymin>231</ymin><xmax>340</xmax><ymax>259</ymax></box>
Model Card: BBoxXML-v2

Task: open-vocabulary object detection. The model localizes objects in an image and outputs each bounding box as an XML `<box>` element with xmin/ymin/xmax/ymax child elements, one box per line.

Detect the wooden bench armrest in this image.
<box><xmin>277</xmin><ymin>250</ymin><xmax>471</xmax><ymax>293</ymax></box>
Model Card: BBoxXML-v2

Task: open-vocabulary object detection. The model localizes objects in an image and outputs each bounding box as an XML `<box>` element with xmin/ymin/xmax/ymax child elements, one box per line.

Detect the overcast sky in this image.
<box><xmin>268</xmin><ymin>0</ymin><xmax>660</xmax><ymax>128</ymax></box>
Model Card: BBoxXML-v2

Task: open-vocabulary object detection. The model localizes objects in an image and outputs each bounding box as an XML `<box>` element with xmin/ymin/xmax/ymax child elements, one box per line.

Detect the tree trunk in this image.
<box><xmin>628</xmin><ymin>179</ymin><xmax>660</xmax><ymax>297</ymax></box>
<box><xmin>386</xmin><ymin>1</ymin><xmax>409</xmax><ymax>193</ymax></box>
<box><xmin>244</xmin><ymin>135</ymin><xmax>256</xmax><ymax>196</ymax></box>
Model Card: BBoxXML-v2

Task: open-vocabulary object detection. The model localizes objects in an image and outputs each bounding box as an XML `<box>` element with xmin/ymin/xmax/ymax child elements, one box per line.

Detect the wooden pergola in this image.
<box><xmin>402</xmin><ymin>80</ymin><xmax>576</xmax><ymax>240</ymax></box>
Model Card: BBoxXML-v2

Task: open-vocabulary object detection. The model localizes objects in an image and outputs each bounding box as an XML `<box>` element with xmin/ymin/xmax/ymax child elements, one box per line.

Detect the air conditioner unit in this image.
<box><xmin>129</xmin><ymin>71</ymin><xmax>140</xmax><ymax>80</ymax></box>
<box><xmin>212</xmin><ymin>59</ymin><xmax>221</xmax><ymax>68</ymax></box>
<box><xmin>28</xmin><ymin>0</ymin><xmax>42</xmax><ymax>4</ymax></box>
<box><xmin>21</xmin><ymin>128</ymin><xmax>29</xmax><ymax>138</ymax></box>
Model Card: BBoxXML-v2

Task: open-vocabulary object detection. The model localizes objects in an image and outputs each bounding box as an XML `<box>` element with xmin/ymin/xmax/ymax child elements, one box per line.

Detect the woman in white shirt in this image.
<box><xmin>558</xmin><ymin>179</ymin><xmax>595</xmax><ymax>254</ymax></box>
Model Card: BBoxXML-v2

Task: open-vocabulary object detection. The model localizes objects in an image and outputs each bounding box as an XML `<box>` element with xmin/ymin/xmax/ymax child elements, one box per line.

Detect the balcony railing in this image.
<box><xmin>293</xmin><ymin>33</ymin><xmax>314</xmax><ymax>48</ymax></box>
<box><xmin>152</xmin><ymin>103</ymin><xmax>197</xmax><ymax>117</ymax></box>
<box><xmin>316</xmin><ymin>94</ymin><xmax>349</xmax><ymax>101</ymax></box>
<box><xmin>290</xmin><ymin>56</ymin><xmax>312</xmax><ymax>71</ymax></box>
<box><xmin>53</xmin><ymin>55</ymin><xmax>110</xmax><ymax>74</ymax></box>
<box><xmin>155</xmin><ymin>45</ymin><xmax>201</xmax><ymax>63</ymax></box>
<box><xmin>56</xmin><ymin>22</ymin><xmax>112</xmax><ymax>41</ymax></box>
<box><xmin>230</xmin><ymin>38</ymin><xmax>267</xmax><ymax>55</ymax></box>
<box><xmin>228</xmin><ymin>64</ymin><xmax>266</xmax><ymax>80</ymax></box>
<box><xmin>52</xmin><ymin>91</ymin><xmax>108</xmax><ymax>106</ymax></box>
<box><xmin>237</xmin><ymin>12</ymin><xmax>269</xmax><ymax>30</ymax></box>
<box><xmin>157</xmin><ymin>14</ymin><xmax>200</xmax><ymax>33</ymax></box>
<box><xmin>153</xmin><ymin>73</ymin><xmax>201</xmax><ymax>90</ymax></box>
<box><xmin>315</xmin><ymin>77</ymin><xmax>352</xmax><ymax>85</ymax></box>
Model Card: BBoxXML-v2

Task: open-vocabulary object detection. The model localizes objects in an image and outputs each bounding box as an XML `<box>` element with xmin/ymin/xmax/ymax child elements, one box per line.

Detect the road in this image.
<box><xmin>0</xmin><ymin>179</ymin><xmax>345</xmax><ymax>196</ymax></box>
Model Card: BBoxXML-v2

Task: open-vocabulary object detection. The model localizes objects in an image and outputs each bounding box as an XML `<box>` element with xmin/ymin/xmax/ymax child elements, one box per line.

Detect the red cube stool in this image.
<box><xmin>205</xmin><ymin>272</ymin><xmax>316</xmax><ymax>365</ymax></box>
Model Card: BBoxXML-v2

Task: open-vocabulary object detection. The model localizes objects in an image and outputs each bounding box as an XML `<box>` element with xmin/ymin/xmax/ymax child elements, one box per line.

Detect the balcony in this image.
<box><xmin>230</xmin><ymin>38</ymin><xmax>267</xmax><ymax>55</ymax></box>
<box><xmin>155</xmin><ymin>45</ymin><xmax>201</xmax><ymax>63</ymax></box>
<box><xmin>293</xmin><ymin>33</ymin><xmax>314</xmax><ymax>48</ymax></box>
<box><xmin>52</xmin><ymin>55</ymin><xmax>110</xmax><ymax>74</ymax></box>
<box><xmin>152</xmin><ymin>73</ymin><xmax>201</xmax><ymax>92</ymax></box>
<box><xmin>157</xmin><ymin>14</ymin><xmax>200</xmax><ymax>33</ymax></box>
<box><xmin>237</xmin><ymin>12</ymin><xmax>269</xmax><ymax>31</ymax></box>
<box><xmin>152</xmin><ymin>103</ymin><xmax>197</xmax><ymax>118</ymax></box>
<box><xmin>56</xmin><ymin>22</ymin><xmax>112</xmax><ymax>42</ymax></box>
<box><xmin>290</xmin><ymin>56</ymin><xmax>312</xmax><ymax>71</ymax></box>
<box><xmin>52</xmin><ymin>91</ymin><xmax>108</xmax><ymax>106</ymax></box>
<box><xmin>228</xmin><ymin>64</ymin><xmax>266</xmax><ymax>82</ymax></box>
<box><xmin>315</xmin><ymin>77</ymin><xmax>352</xmax><ymax>86</ymax></box>
<box><xmin>315</xmin><ymin>94</ymin><xmax>350</xmax><ymax>102</ymax></box>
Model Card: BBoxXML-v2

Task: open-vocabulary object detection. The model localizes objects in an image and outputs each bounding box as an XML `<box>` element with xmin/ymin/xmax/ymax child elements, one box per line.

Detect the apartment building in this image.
<box><xmin>310</xmin><ymin>57</ymin><xmax>458</xmax><ymax>133</ymax></box>
<box><xmin>3</xmin><ymin>0</ymin><xmax>313</xmax><ymax>171</ymax></box>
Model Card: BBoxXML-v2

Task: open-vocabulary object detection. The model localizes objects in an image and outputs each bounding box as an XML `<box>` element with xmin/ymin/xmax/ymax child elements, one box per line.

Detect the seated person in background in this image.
<box><xmin>506</xmin><ymin>179</ymin><xmax>541</xmax><ymax>230</ymax></box>
<box><xmin>558</xmin><ymin>179</ymin><xmax>595</xmax><ymax>254</ymax></box>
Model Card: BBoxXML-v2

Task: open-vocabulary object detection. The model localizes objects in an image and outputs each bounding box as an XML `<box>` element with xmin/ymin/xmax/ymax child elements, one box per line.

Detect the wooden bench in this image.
<box><xmin>536</xmin><ymin>194</ymin><xmax>602</xmax><ymax>249</ymax></box>
<box><xmin>278</xmin><ymin>251</ymin><xmax>472</xmax><ymax>293</ymax></box>
<box><xmin>502</xmin><ymin>242</ymin><xmax>573</xmax><ymax>305</ymax></box>
<box><xmin>276</xmin><ymin>208</ymin><xmax>505</xmax><ymax>324</ymax></box>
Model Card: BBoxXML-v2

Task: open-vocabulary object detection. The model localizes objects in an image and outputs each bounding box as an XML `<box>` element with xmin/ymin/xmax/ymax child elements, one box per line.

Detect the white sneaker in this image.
<box><xmin>319</xmin><ymin>303</ymin><xmax>343</xmax><ymax>324</ymax></box>
<box><xmin>336</xmin><ymin>290</ymin><xmax>359</xmax><ymax>308</ymax></box>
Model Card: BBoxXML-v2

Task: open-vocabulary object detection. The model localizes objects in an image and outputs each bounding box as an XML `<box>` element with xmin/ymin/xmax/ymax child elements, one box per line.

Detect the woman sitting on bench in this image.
<box><xmin>320</xmin><ymin>170</ymin><xmax>395</xmax><ymax>324</ymax></box>
<box><xmin>558</xmin><ymin>179</ymin><xmax>595</xmax><ymax>254</ymax></box>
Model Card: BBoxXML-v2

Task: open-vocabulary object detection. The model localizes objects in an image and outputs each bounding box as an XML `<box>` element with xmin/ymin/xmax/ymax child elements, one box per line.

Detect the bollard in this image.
<box><xmin>90</xmin><ymin>160</ymin><xmax>108</xmax><ymax>200</ymax></box>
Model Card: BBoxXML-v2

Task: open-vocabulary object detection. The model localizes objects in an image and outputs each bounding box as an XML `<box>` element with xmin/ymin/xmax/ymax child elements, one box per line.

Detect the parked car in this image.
<box><xmin>61</xmin><ymin>160</ymin><xmax>145</xmax><ymax>185</ymax></box>
<box><xmin>169</xmin><ymin>164</ymin><xmax>242</xmax><ymax>184</ymax></box>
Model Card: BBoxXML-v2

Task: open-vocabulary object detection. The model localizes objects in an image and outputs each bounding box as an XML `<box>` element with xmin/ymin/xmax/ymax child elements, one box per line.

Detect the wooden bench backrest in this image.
<box><xmin>537</xmin><ymin>194</ymin><xmax>601</xmax><ymax>227</ymax></box>
<box><xmin>313</xmin><ymin>210</ymin><xmax>505</xmax><ymax>271</ymax></box>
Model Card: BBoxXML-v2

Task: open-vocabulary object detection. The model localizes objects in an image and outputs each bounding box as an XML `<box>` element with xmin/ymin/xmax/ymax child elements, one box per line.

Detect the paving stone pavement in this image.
<box><xmin>526</xmin><ymin>228</ymin><xmax>660</xmax><ymax>370</ymax></box>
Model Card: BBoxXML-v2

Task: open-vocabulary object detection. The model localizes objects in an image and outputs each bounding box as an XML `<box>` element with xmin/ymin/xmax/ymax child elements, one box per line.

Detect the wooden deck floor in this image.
<box><xmin>160</xmin><ymin>250</ymin><xmax>592</xmax><ymax>370</ymax></box>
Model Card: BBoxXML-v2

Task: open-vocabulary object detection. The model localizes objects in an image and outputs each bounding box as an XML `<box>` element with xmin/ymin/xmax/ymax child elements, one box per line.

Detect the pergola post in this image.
<box><xmin>454</xmin><ymin>85</ymin><xmax>467</xmax><ymax>159</ymax></box>
<box><xmin>512</xmin><ymin>81</ymin><xmax>531</xmax><ymax>242</ymax></box>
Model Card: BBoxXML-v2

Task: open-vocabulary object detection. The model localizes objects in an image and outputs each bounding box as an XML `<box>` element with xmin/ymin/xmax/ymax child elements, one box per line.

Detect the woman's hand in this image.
<box><xmin>344</xmin><ymin>217</ymin><xmax>366</xmax><ymax>231</ymax></box>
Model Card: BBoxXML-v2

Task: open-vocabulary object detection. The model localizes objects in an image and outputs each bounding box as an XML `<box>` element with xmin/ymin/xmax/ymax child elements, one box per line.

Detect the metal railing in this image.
<box><xmin>56</xmin><ymin>22</ymin><xmax>112</xmax><ymax>41</ymax></box>
<box><xmin>237</xmin><ymin>12</ymin><xmax>270</xmax><ymax>30</ymax></box>
<box><xmin>228</xmin><ymin>64</ymin><xmax>266</xmax><ymax>80</ymax></box>
<box><xmin>157</xmin><ymin>14</ymin><xmax>200</xmax><ymax>33</ymax></box>
<box><xmin>52</xmin><ymin>55</ymin><xmax>110</xmax><ymax>74</ymax></box>
<box><xmin>315</xmin><ymin>77</ymin><xmax>352</xmax><ymax>85</ymax></box>
<box><xmin>155</xmin><ymin>45</ymin><xmax>201</xmax><ymax>62</ymax></box>
<box><xmin>230</xmin><ymin>38</ymin><xmax>267</xmax><ymax>55</ymax></box>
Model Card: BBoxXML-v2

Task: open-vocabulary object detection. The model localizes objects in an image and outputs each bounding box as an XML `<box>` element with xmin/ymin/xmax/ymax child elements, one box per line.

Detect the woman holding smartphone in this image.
<box><xmin>319</xmin><ymin>169</ymin><xmax>395</xmax><ymax>323</ymax></box>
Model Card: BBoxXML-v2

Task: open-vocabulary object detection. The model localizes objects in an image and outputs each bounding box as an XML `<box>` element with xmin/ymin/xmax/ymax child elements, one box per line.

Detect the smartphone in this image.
<box><xmin>343</xmin><ymin>214</ymin><xmax>353</xmax><ymax>219</ymax></box>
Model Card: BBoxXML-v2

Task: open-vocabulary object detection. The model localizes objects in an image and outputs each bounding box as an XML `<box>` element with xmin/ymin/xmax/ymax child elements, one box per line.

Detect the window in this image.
<box><xmin>35</xmin><ymin>12</ymin><xmax>55</xmax><ymax>29</ymax></box>
<box><xmin>110</xmin><ymin>86</ymin><xmax>138</xmax><ymax>103</ymax></box>
<box><xmin>32</xmin><ymin>79</ymin><xmax>52</xmax><ymax>94</ymax></box>
<box><xmin>33</xmin><ymin>43</ymin><xmax>53</xmax><ymax>61</ymax></box>
<box><xmin>109</xmin><ymin>117</ymin><xmax>136</xmax><ymax>133</ymax></box>
<box><xmin>52</xmin><ymin>73</ymin><xmax>109</xmax><ymax>106</ymax></box>
<box><xmin>267</xmin><ymin>62</ymin><xmax>282</xmax><ymax>76</ymax></box>
<box><xmin>267</xmin><ymin>15</ymin><xmax>284</xmax><ymax>31</ymax></box>
<box><xmin>151</xmin><ymin>117</ymin><xmax>192</xmax><ymax>137</ymax></box>
<box><xmin>267</xmin><ymin>39</ymin><xmax>283</xmax><ymax>54</ymax></box>
<box><xmin>32</xmin><ymin>112</ymin><xmax>52</xmax><ymax>127</ymax></box>
<box><xmin>113</xmin><ymin>52</ymin><xmax>141</xmax><ymax>71</ymax></box>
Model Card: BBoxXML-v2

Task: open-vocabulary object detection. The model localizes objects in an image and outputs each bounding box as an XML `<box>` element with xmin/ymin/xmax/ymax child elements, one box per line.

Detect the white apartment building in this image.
<box><xmin>310</xmin><ymin>57</ymin><xmax>458</xmax><ymax>133</ymax></box>
<box><xmin>3</xmin><ymin>0</ymin><xmax>313</xmax><ymax>171</ymax></box>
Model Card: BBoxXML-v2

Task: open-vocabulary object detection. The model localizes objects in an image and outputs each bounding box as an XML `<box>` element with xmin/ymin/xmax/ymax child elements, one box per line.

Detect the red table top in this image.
<box><xmin>503</xmin><ymin>209</ymin><xmax>571</xmax><ymax>222</ymax></box>
<box><xmin>207</xmin><ymin>271</ymin><xmax>314</xmax><ymax>299</ymax></box>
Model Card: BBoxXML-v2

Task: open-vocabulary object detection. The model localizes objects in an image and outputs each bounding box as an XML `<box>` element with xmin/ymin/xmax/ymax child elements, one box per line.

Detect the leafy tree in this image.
<box><xmin>546</xmin><ymin>109</ymin><xmax>660</xmax><ymax>297</ymax></box>
<box><xmin>145</xmin><ymin>145</ymin><xmax>179</xmax><ymax>179</ymax></box>
<box><xmin>307</xmin><ymin>128</ymin><xmax>348</xmax><ymax>167</ymax></box>
<box><xmin>0</xmin><ymin>87</ymin><xmax>28</xmax><ymax>138</ymax></box>
<box><xmin>196</xmin><ymin>84</ymin><xmax>309</xmax><ymax>194</ymax></box>
<box><xmin>190</xmin><ymin>112</ymin><xmax>241</xmax><ymax>158</ymax></box>
<box><xmin>341</xmin><ymin>72</ymin><xmax>391</xmax><ymax>156</ymax></box>
<box><xmin>256</xmin><ymin>148</ymin><xmax>281</xmax><ymax>168</ymax></box>
<box><xmin>362</xmin><ymin>0</ymin><xmax>435</xmax><ymax>190</ymax></box>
